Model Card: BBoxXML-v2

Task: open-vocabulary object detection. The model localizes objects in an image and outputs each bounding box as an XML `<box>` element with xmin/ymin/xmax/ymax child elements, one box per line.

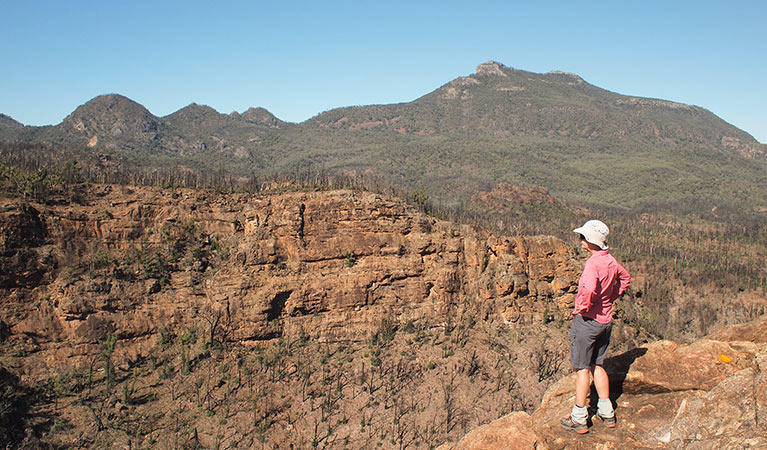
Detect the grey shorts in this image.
<box><xmin>569</xmin><ymin>315</ymin><xmax>613</xmax><ymax>370</ymax></box>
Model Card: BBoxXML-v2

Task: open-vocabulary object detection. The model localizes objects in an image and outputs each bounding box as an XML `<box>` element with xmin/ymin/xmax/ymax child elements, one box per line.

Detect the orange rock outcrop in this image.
<box><xmin>1</xmin><ymin>185</ymin><xmax>580</xmax><ymax>375</ymax></box>
<box><xmin>439</xmin><ymin>315</ymin><xmax>767</xmax><ymax>449</ymax></box>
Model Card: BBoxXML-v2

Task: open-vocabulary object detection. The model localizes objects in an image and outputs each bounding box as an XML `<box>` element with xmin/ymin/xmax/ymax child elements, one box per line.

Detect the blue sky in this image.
<box><xmin>1</xmin><ymin>0</ymin><xmax>765</xmax><ymax>143</ymax></box>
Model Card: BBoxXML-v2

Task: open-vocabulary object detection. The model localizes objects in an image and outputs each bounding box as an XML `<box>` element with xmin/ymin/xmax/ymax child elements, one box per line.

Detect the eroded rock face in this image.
<box><xmin>0</xmin><ymin>203</ymin><xmax>52</xmax><ymax>288</ymax></box>
<box><xmin>0</xmin><ymin>185</ymin><xmax>580</xmax><ymax>377</ymax></box>
<box><xmin>439</xmin><ymin>315</ymin><xmax>767</xmax><ymax>449</ymax></box>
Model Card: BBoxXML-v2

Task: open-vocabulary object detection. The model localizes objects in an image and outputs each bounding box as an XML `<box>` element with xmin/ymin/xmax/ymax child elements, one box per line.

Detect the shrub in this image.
<box><xmin>344</xmin><ymin>250</ymin><xmax>356</xmax><ymax>267</ymax></box>
<box><xmin>0</xmin><ymin>367</ymin><xmax>31</xmax><ymax>446</ymax></box>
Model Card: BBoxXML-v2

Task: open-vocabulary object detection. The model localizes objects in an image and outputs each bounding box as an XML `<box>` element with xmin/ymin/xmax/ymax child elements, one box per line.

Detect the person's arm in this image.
<box><xmin>573</xmin><ymin>262</ymin><xmax>597</xmax><ymax>315</ymax></box>
<box><xmin>616</xmin><ymin>263</ymin><xmax>631</xmax><ymax>296</ymax></box>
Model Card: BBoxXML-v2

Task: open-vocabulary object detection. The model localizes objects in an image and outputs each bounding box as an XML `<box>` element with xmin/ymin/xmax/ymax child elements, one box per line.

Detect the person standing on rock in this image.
<box><xmin>561</xmin><ymin>219</ymin><xmax>631</xmax><ymax>434</ymax></box>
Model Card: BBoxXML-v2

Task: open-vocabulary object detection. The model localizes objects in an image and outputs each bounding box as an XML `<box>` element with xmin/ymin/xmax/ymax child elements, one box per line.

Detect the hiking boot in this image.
<box><xmin>596</xmin><ymin>412</ymin><xmax>616</xmax><ymax>428</ymax></box>
<box><xmin>560</xmin><ymin>416</ymin><xmax>589</xmax><ymax>434</ymax></box>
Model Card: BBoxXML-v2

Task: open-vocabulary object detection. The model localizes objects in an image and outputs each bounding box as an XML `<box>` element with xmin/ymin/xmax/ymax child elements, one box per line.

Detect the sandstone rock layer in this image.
<box><xmin>1</xmin><ymin>185</ymin><xmax>580</xmax><ymax>376</ymax></box>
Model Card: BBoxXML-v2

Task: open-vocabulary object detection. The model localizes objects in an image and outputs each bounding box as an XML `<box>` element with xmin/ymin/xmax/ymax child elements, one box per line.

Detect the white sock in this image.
<box><xmin>571</xmin><ymin>404</ymin><xmax>588</xmax><ymax>423</ymax></box>
<box><xmin>597</xmin><ymin>398</ymin><xmax>614</xmax><ymax>417</ymax></box>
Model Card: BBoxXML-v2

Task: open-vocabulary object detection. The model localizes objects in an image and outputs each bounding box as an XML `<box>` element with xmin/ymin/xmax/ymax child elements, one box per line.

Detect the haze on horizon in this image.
<box><xmin>1</xmin><ymin>0</ymin><xmax>765</xmax><ymax>143</ymax></box>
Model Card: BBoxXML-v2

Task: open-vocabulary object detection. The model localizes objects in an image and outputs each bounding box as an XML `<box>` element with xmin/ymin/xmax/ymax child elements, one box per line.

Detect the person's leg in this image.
<box><xmin>592</xmin><ymin>323</ymin><xmax>615</xmax><ymax>422</ymax></box>
<box><xmin>592</xmin><ymin>364</ymin><xmax>609</xmax><ymax>400</ymax></box>
<box><xmin>593</xmin><ymin>364</ymin><xmax>614</xmax><ymax>421</ymax></box>
<box><xmin>563</xmin><ymin>368</ymin><xmax>590</xmax><ymax>433</ymax></box>
<box><xmin>575</xmin><ymin>368</ymin><xmax>591</xmax><ymax>408</ymax></box>
<box><xmin>563</xmin><ymin>316</ymin><xmax>592</xmax><ymax>432</ymax></box>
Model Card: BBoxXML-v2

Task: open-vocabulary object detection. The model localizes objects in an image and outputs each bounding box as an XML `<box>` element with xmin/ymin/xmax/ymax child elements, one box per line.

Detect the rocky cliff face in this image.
<box><xmin>439</xmin><ymin>315</ymin><xmax>767</xmax><ymax>449</ymax></box>
<box><xmin>1</xmin><ymin>185</ymin><xmax>580</xmax><ymax>379</ymax></box>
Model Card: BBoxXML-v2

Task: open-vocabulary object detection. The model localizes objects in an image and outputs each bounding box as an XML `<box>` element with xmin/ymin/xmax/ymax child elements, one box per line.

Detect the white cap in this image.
<box><xmin>573</xmin><ymin>219</ymin><xmax>609</xmax><ymax>250</ymax></box>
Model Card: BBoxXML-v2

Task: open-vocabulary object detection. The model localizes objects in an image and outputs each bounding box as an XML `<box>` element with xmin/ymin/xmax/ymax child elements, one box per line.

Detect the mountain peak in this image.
<box><xmin>0</xmin><ymin>113</ymin><xmax>23</xmax><ymax>128</ymax></box>
<box><xmin>168</xmin><ymin>102</ymin><xmax>222</xmax><ymax>119</ymax></box>
<box><xmin>77</xmin><ymin>94</ymin><xmax>149</xmax><ymax>112</ymax></box>
<box><xmin>174</xmin><ymin>103</ymin><xmax>221</xmax><ymax>116</ymax></box>
<box><xmin>475</xmin><ymin>61</ymin><xmax>509</xmax><ymax>76</ymax></box>
<box><xmin>65</xmin><ymin>94</ymin><xmax>155</xmax><ymax>122</ymax></box>
<box><xmin>61</xmin><ymin>94</ymin><xmax>160</xmax><ymax>148</ymax></box>
<box><xmin>233</xmin><ymin>107</ymin><xmax>284</xmax><ymax>127</ymax></box>
<box><xmin>164</xmin><ymin>103</ymin><xmax>227</xmax><ymax>127</ymax></box>
<box><xmin>547</xmin><ymin>70</ymin><xmax>584</xmax><ymax>83</ymax></box>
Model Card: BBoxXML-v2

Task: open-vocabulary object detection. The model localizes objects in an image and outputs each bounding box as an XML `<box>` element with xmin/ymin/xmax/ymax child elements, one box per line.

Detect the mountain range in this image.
<box><xmin>1</xmin><ymin>61</ymin><xmax>765</xmax><ymax>211</ymax></box>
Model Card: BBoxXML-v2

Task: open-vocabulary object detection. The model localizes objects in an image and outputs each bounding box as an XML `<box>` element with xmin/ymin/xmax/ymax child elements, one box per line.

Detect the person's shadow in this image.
<box><xmin>589</xmin><ymin>347</ymin><xmax>649</xmax><ymax>414</ymax></box>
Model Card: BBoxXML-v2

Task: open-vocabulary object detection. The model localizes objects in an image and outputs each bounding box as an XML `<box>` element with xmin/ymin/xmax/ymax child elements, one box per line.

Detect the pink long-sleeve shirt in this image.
<box><xmin>573</xmin><ymin>250</ymin><xmax>631</xmax><ymax>324</ymax></box>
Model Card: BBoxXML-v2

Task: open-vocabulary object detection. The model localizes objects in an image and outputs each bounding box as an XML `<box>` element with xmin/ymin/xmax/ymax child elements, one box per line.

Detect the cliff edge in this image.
<box><xmin>439</xmin><ymin>315</ymin><xmax>767</xmax><ymax>449</ymax></box>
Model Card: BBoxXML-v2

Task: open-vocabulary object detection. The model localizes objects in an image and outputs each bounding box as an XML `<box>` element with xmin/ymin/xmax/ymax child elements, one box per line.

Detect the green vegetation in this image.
<box><xmin>0</xmin><ymin>367</ymin><xmax>32</xmax><ymax>447</ymax></box>
<box><xmin>344</xmin><ymin>249</ymin><xmax>356</xmax><ymax>268</ymax></box>
<box><xmin>100</xmin><ymin>333</ymin><xmax>118</xmax><ymax>391</ymax></box>
<box><xmin>0</xmin><ymin>160</ymin><xmax>85</xmax><ymax>203</ymax></box>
